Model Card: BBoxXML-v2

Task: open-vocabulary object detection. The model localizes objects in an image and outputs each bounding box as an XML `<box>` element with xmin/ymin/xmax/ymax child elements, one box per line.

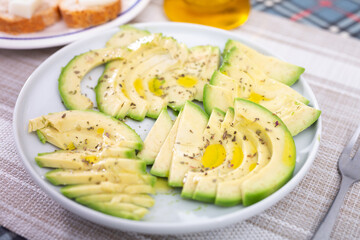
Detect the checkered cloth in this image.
<box><xmin>252</xmin><ymin>0</ymin><xmax>360</xmax><ymax>39</ymax></box>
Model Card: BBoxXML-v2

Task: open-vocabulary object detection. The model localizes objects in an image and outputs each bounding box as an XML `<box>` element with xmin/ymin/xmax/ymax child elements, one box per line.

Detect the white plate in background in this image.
<box><xmin>0</xmin><ymin>0</ymin><xmax>150</xmax><ymax>49</ymax></box>
<box><xmin>13</xmin><ymin>22</ymin><xmax>322</xmax><ymax>234</ymax></box>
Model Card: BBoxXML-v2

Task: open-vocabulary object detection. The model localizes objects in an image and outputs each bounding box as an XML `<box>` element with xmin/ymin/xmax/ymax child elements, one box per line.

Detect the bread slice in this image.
<box><xmin>59</xmin><ymin>0</ymin><xmax>121</xmax><ymax>28</ymax></box>
<box><xmin>0</xmin><ymin>0</ymin><xmax>60</xmax><ymax>35</ymax></box>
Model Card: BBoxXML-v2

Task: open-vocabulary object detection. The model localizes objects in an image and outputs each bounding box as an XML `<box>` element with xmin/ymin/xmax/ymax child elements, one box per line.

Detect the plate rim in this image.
<box><xmin>13</xmin><ymin>22</ymin><xmax>322</xmax><ymax>235</ymax></box>
<box><xmin>0</xmin><ymin>0</ymin><xmax>150</xmax><ymax>49</ymax></box>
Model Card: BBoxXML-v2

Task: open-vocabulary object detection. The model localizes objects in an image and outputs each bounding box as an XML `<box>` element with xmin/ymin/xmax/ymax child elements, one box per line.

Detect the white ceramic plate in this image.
<box><xmin>0</xmin><ymin>0</ymin><xmax>150</xmax><ymax>49</ymax></box>
<box><xmin>13</xmin><ymin>22</ymin><xmax>322</xmax><ymax>235</ymax></box>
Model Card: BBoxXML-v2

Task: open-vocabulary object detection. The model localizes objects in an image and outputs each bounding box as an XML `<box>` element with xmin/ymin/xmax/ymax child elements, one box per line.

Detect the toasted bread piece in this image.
<box><xmin>0</xmin><ymin>0</ymin><xmax>60</xmax><ymax>35</ymax></box>
<box><xmin>59</xmin><ymin>0</ymin><xmax>121</xmax><ymax>28</ymax></box>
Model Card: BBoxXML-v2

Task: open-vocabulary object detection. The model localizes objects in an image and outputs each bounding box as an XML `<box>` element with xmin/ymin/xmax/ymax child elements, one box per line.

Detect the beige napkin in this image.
<box><xmin>1</xmin><ymin>1</ymin><xmax>360</xmax><ymax>239</ymax></box>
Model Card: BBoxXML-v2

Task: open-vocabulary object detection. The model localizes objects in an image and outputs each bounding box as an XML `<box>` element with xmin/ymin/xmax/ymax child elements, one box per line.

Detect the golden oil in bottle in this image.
<box><xmin>163</xmin><ymin>0</ymin><xmax>251</xmax><ymax>30</ymax></box>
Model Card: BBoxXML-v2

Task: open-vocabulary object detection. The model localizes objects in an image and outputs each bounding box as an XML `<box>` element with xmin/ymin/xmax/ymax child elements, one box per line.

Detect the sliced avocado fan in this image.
<box><xmin>28</xmin><ymin>110</ymin><xmax>143</xmax><ymax>150</ymax></box>
<box><xmin>224</xmin><ymin>39</ymin><xmax>305</xmax><ymax>86</ymax></box>
<box><xmin>29</xmin><ymin>110</ymin><xmax>156</xmax><ymax>221</ymax></box>
<box><xmin>96</xmin><ymin>33</ymin><xmax>220</xmax><ymax>121</ymax></box>
<box><xmin>150</xmin><ymin>101</ymin><xmax>209</xmax><ymax>186</ymax></box>
<box><xmin>148</xmin><ymin>98</ymin><xmax>296</xmax><ymax>206</ymax></box>
<box><xmin>203</xmin><ymin>46</ymin><xmax>320</xmax><ymax>136</ymax></box>
<box><xmin>178</xmin><ymin>99</ymin><xmax>296</xmax><ymax>206</ymax></box>
<box><xmin>59</xmin><ymin>25</ymin><xmax>220</xmax><ymax>121</ymax></box>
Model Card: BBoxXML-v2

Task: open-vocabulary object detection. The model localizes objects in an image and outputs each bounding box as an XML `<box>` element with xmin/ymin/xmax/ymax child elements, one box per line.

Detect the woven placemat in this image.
<box><xmin>1</xmin><ymin>2</ymin><xmax>360</xmax><ymax>239</ymax></box>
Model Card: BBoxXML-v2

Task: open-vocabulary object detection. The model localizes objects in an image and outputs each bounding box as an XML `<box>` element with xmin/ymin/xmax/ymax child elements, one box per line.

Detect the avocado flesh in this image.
<box><xmin>95</xmin><ymin>61</ymin><xmax>133</xmax><ymax>119</ymax></box>
<box><xmin>204</xmin><ymin>70</ymin><xmax>321</xmax><ymax>136</ymax></box>
<box><xmin>137</xmin><ymin>109</ymin><xmax>173</xmax><ymax>165</ymax></box>
<box><xmin>46</xmin><ymin>169</ymin><xmax>156</xmax><ymax>186</ymax></box>
<box><xmin>76</xmin><ymin>193</ymin><xmax>155</xmax><ymax>208</ymax></box>
<box><xmin>98</xmin><ymin>34</ymin><xmax>188</xmax><ymax>121</ymax></box>
<box><xmin>224</xmin><ymin>39</ymin><xmax>304</xmax><ymax>86</ymax></box>
<box><xmin>80</xmin><ymin>201</ymin><xmax>148</xmax><ymax>220</ymax></box>
<box><xmin>260</xmin><ymin>95</ymin><xmax>321</xmax><ymax>136</ymax></box>
<box><xmin>181</xmin><ymin>108</ymin><xmax>226</xmax><ymax>199</ymax></box>
<box><xmin>36</xmin><ymin>148</ymin><xmax>136</xmax><ymax>169</ymax></box>
<box><xmin>220</xmin><ymin>47</ymin><xmax>308</xmax><ymax>104</ymax></box>
<box><xmin>96</xmin><ymin>31</ymin><xmax>220</xmax><ymax>121</ymax></box>
<box><xmin>150</xmin><ymin>110</ymin><xmax>183</xmax><ymax>177</ymax></box>
<box><xmin>192</xmin><ymin>109</ymin><xmax>237</xmax><ymax>202</ymax></box>
<box><xmin>105</xmin><ymin>25</ymin><xmax>151</xmax><ymax>48</ymax></box>
<box><xmin>184</xmin><ymin>46</ymin><xmax>221</xmax><ymax>101</ymax></box>
<box><xmin>213</xmin><ymin>122</ymin><xmax>272</xmax><ymax>206</ymax></box>
<box><xmin>28</xmin><ymin>110</ymin><xmax>143</xmax><ymax>151</ymax></box>
<box><xmin>187</xmin><ymin>108</ymin><xmax>271</xmax><ymax>203</ymax></box>
<box><xmin>96</xmin><ymin>26</ymin><xmax>151</xmax><ymax>119</ymax></box>
<box><xmin>168</xmin><ymin>101</ymin><xmax>209</xmax><ymax>187</ymax></box>
<box><xmin>203</xmin><ymin>84</ymin><xmax>233</xmax><ymax>117</ymax></box>
<box><xmin>58</xmin><ymin>48</ymin><xmax>127</xmax><ymax>110</ymax></box>
<box><xmin>124</xmin><ymin>46</ymin><xmax>174</xmax><ymax>121</ymax></box>
<box><xmin>61</xmin><ymin>182</ymin><xmax>155</xmax><ymax>198</ymax></box>
<box><xmin>214</xmin><ymin>99</ymin><xmax>296</xmax><ymax>206</ymax></box>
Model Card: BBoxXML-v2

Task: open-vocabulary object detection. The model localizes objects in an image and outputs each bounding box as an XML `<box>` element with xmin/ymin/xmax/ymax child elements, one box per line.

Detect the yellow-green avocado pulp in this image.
<box><xmin>58</xmin><ymin>26</ymin><xmax>220</xmax><ymax>121</ymax></box>
<box><xmin>150</xmin><ymin>99</ymin><xmax>296</xmax><ymax>206</ymax></box>
<box><xmin>29</xmin><ymin>110</ymin><xmax>158</xmax><ymax>221</ymax></box>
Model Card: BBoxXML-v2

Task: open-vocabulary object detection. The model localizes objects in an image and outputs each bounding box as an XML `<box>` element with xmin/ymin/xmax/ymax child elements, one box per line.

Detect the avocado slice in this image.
<box><xmin>150</xmin><ymin>110</ymin><xmax>183</xmax><ymax>177</ymax></box>
<box><xmin>224</xmin><ymin>39</ymin><xmax>305</xmax><ymax>86</ymax></box>
<box><xmin>123</xmin><ymin>35</ymin><xmax>188</xmax><ymax>121</ymax></box>
<box><xmin>183</xmin><ymin>46</ymin><xmax>221</xmax><ymax>101</ymax></box>
<box><xmin>260</xmin><ymin>95</ymin><xmax>321</xmax><ymax>136</ymax></box>
<box><xmin>80</xmin><ymin>201</ymin><xmax>149</xmax><ymax>220</ymax></box>
<box><xmin>220</xmin><ymin>48</ymin><xmax>308</xmax><ymax>103</ymax></box>
<box><xmin>168</xmin><ymin>101</ymin><xmax>209</xmax><ymax>187</ymax></box>
<box><xmin>36</xmin><ymin>148</ymin><xmax>136</xmax><ymax>169</ymax></box>
<box><xmin>203</xmin><ymin>84</ymin><xmax>234</xmax><ymax>116</ymax></box>
<box><xmin>215</xmin><ymin>99</ymin><xmax>296</xmax><ymax>206</ymax></box>
<box><xmin>76</xmin><ymin>193</ymin><xmax>155</xmax><ymax>208</ymax></box>
<box><xmin>28</xmin><ymin>110</ymin><xmax>143</xmax><ymax>151</ymax></box>
<box><xmin>59</xmin><ymin>48</ymin><xmax>128</xmax><ymax>110</ymax></box>
<box><xmin>137</xmin><ymin>109</ymin><xmax>173</xmax><ymax>165</ymax></box>
<box><xmin>46</xmin><ymin>169</ymin><xmax>156</xmax><ymax>186</ymax></box>
<box><xmin>193</xmin><ymin>110</ymin><xmax>272</xmax><ymax>204</ymax></box>
<box><xmin>61</xmin><ymin>182</ymin><xmax>155</xmax><ymax>199</ymax></box>
<box><xmin>95</xmin><ymin>60</ymin><xmax>133</xmax><ymax>119</ymax></box>
<box><xmin>204</xmin><ymin>69</ymin><xmax>321</xmax><ymax>136</ymax></box>
<box><xmin>181</xmin><ymin>108</ymin><xmax>225</xmax><ymax>199</ymax></box>
<box><xmin>105</xmin><ymin>25</ymin><xmax>151</xmax><ymax>48</ymax></box>
<box><xmin>191</xmin><ymin>108</ymin><xmax>236</xmax><ymax>202</ymax></box>
<box><xmin>95</xmin><ymin>28</ymin><xmax>220</xmax><ymax>121</ymax></box>
<box><xmin>96</xmin><ymin>26</ymin><xmax>152</xmax><ymax>119</ymax></box>
<box><xmin>210</xmin><ymin>70</ymin><xmax>251</xmax><ymax>98</ymax></box>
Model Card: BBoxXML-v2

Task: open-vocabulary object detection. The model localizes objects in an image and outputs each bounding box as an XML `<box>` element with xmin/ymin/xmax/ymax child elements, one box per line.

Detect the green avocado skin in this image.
<box><xmin>61</xmin><ymin>185</ymin><xmax>94</xmax><ymax>199</ymax></box>
<box><xmin>168</xmin><ymin>180</ymin><xmax>183</xmax><ymax>188</ymax></box>
<box><xmin>242</xmin><ymin>169</ymin><xmax>294</xmax><ymax>206</ymax></box>
<box><xmin>149</xmin><ymin>168</ymin><xmax>168</xmax><ymax>178</ymax></box>
<box><xmin>192</xmin><ymin>192</ymin><xmax>215</xmax><ymax>203</ymax></box>
<box><xmin>215</xmin><ymin>197</ymin><xmax>242</xmax><ymax>207</ymax></box>
<box><xmin>36</xmin><ymin>130</ymin><xmax>47</xmax><ymax>144</ymax></box>
<box><xmin>180</xmin><ymin>191</ymin><xmax>193</xmax><ymax>200</ymax></box>
<box><xmin>203</xmin><ymin>84</ymin><xmax>229</xmax><ymax>116</ymax></box>
<box><xmin>58</xmin><ymin>55</ymin><xmax>83</xmax><ymax>110</ymax></box>
<box><xmin>45</xmin><ymin>169</ymin><xmax>63</xmax><ymax>185</ymax></box>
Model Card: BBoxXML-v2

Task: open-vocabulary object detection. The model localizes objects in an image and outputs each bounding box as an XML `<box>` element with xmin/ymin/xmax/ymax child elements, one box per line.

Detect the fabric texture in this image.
<box><xmin>1</xmin><ymin>1</ymin><xmax>360</xmax><ymax>239</ymax></box>
<box><xmin>252</xmin><ymin>0</ymin><xmax>360</xmax><ymax>39</ymax></box>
